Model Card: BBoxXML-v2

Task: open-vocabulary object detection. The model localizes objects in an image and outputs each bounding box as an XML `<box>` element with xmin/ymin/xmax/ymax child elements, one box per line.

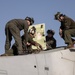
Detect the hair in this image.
<box><xmin>47</xmin><ymin>29</ymin><xmax>55</xmax><ymax>35</ymax></box>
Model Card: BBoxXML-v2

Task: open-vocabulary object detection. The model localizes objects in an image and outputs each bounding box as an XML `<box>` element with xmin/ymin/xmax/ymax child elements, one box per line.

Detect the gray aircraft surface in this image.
<box><xmin>0</xmin><ymin>23</ymin><xmax>75</xmax><ymax>75</ymax></box>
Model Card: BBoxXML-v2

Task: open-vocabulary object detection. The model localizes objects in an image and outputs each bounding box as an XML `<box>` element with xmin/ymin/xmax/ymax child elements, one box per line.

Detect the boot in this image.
<box><xmin>66</xmin><ymin>43</ymin><xmax>74</xmax><ymax>49</ymax></box>
<box><xmin>18</xmin><ymin>51</ymin><xmax>25</xmax><ymax>55</ymax></box>
<box><xmin>0</xmin><ymin>53</ymin><xmax>8</xmax><ymax>56</ymax></box>
<box><xmin>0</xmin><ymin>49</ymin><xmax>14</xmax><ymax>56</ymax></box>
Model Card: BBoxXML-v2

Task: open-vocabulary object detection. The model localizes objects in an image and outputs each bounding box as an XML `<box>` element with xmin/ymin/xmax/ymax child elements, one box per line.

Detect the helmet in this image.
<box><xmin>54</xmin><ymin>12</ymin><xmax>64</xmax><ymax>20</ymax></box>
<box><xmin>28</xmin><ymin>26</ymin><xmax>36</xmax><ymax>35</ymax></box>
<box><xmin>25</xmin><ymin>16</ymin><xmax>34</xmax><ymax>25</ymax></box>
<box><xmin>47</xmin><ymin>29</ymin><xmax>55</xmax><ymax>35</ymax></box>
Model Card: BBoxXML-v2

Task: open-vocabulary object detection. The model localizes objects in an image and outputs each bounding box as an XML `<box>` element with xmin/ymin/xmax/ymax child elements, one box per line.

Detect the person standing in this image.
<box><xmin>54</xmin><ymin>12</ymin><xmax>75</xmax><ymax>48</ymax></box>
<box><xmin>3</xmin><ymin>16</ymin><xmax>34</xmax><ymax>55</ymax></box>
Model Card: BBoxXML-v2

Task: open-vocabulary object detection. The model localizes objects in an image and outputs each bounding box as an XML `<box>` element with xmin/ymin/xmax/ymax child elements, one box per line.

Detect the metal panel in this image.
<box><xmin>0</xmin><ymin>48</ymin><xmax>75</xmax><ymax>75</ymax></box>
<box><xmin>44</xmin><ymin>49</ymin><xmax>75</xmax><ymax>75</ymax></box>
<box><xmin>35</xmin><ymin>54</ymin><xmax>47</xmax><ymax>75</ymax></box>
<box><xmin>0</xmin><ymin>55</ymin><xmax>38</xmax><ymax>75</ymax></box>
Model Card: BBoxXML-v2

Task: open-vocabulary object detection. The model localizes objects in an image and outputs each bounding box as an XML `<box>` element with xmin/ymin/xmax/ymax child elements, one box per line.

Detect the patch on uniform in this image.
<box><xmin>28</xmin><ymin>23</ymin><xmax>47</xmax><ymax>50</ymax></box>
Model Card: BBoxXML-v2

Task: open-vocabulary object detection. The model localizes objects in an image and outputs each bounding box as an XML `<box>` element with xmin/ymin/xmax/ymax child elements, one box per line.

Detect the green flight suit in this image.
<box><xmin>60</xmin><ymin>15</ymin><xmax>75</xmax><ymax>44</ymax></box>
<box><xmin>5</xmin><ymin>19</ymin><xmax>29</xmax><ymax>54</ymax></box>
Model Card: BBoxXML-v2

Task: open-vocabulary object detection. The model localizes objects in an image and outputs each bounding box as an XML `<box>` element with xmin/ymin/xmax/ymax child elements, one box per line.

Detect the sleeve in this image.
<box><xmin>28</xmin><ymin>37</ymin><xmax>36</xmax><ymax>45</ymax></box>
<box><xmin>24</xmin><ymin>21</ymin><xmax>29</xmax><ymax>44</ymax></box>
<box><xmin>64</xmin><ymin>18</ymin><xmax>71</xmax><ymax>29</ymax></box>
<box><xmin>52</xmin><ymin>38</ymin><xmax>56</xmax><ymax>48</ymax></box>
<box><xmin>54</xmin><ymin>39</ymin><xmax>56</xmax><ymax>48</ymax></box>
<box><xmin>46</xmin><ymin>36</ymin><xmax>49</xmax><ymax>42</ymax></box>
<box><xmin>60</xmin><ymin>22</ymin><xmax>64</xmax><ymax>30</ymax></box>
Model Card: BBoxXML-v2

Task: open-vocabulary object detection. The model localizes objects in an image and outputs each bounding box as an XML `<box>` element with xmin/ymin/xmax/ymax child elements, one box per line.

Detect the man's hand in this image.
<box><xmin>38</xmin><ymin>44</ymin><xmax>43</xmax><ymax>50</ymax></box>
<box><xmin>27</xmin><ymin>42</ymin><xmax>31</xmax><ymax>46</ymax></box>
<box><xmin>35</xmin><ymin>43</ymin><xmax>43</xmax><ymax>50</ymax></box>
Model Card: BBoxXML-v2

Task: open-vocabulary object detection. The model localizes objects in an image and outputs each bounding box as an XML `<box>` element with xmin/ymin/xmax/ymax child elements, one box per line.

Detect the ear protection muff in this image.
<box><xmin>29</xmin><ymin>28</ymin><xmax>35</xmax><ymax>34</ymax></box>
<box><xmin>25</xmin><ymin>16</ymin><xmax>34</xmax><ymax>25</ymax></box>
<box><xmin>28</xmin><ymin>26</ymin><xmax>36</xmax><ymax>35</ymax></box>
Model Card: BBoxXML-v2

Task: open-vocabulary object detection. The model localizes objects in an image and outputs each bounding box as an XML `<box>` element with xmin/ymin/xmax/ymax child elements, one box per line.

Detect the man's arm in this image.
<box><xmin>24</xmin><ymin>21</ymin><xmax>29</xmax><ymax>44</ymax></box>
<box><xmin>29</xmin><ymin>38</ymin><xmax>43</xmax><ymax>50</ymax></box>
<box><xmin>64</xmin><ymin>17</ymin><xmax>72</xmax><ymax>29</ymax></box>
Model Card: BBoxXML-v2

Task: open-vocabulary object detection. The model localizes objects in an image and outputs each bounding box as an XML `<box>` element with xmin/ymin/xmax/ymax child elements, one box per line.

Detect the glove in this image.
<box><xmin>35</xmin><ymin>43</ymin><xmax>43</xmax><ymax>50</ymax></box>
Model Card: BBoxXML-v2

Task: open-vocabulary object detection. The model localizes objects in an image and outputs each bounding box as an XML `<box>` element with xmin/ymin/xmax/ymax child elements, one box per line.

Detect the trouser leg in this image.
<box><xmin>5</xmin><ymin>26</ymin><xmax>12</xmax><ymax>51</ymax></box>
<box><xmin>12</xmin><ymin>44</ymin><xmax>18</xmax><ymax>55</ymax></box>
<box><xmin>64</xmin><ymin>29</ymin><xmax>75</xmax><ymax>44</ymax></box>
<box><xmin>9</xmin><ymin>25</ymin><xmax>23</xmax><ymax>54</ymax></box>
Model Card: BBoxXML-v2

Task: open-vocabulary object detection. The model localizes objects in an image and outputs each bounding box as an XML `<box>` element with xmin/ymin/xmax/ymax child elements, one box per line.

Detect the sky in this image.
<box><xmin>0</xmin><ymin>0</ymin><xmax>75</xmax><ymax>55</ymax></box>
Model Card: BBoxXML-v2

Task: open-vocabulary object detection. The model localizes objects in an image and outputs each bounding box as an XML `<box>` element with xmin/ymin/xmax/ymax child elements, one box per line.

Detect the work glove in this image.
<box><xmin>35</xmin><ymin>43</ymin><xmax>43</xmax><ymax>51</ymax></box>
